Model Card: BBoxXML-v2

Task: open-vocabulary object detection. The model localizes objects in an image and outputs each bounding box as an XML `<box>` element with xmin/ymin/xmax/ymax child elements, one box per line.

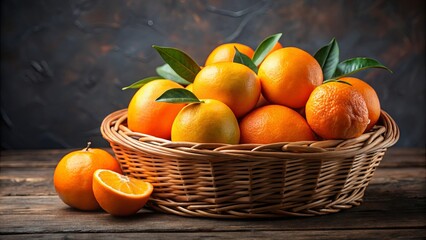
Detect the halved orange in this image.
<box><xmin>92</xmin><ymin>169</ymin><xmax>154</xmax><ymax>216</ymax></box>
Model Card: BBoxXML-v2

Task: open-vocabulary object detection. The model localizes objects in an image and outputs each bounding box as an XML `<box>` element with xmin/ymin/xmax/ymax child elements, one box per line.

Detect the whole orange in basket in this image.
<box><xmin>342</xmin><ymin>77</ymin><xmax>381</xmax><ymax>131</ymax></box>
<box><xmin>185</xmin><ymin>83</ymin><xmax>194</xmax><ymax>92</ymax></box>
<box><xmin>240</xmin><ymin>105</ymin><xmax>315</xmax><ymax>144</ymax></box>
<box><xmin>127</xmin><ymin>79</ymin><xmax>186</xmax><ymax>139</ymax></box>
<box><xmin>254</xmin><ymin>94</ymin><xmax>270</xmax><ymax>109</ymax></box>
<box><xmin>172</xmin><ymin>99</ymin><xmax>240</xmax><ymax>144</ymax></box>
<box><xmin>258</xmin><ymin>47</ymin><xmax>323</xmax><ymax>108</ymax></box>
<box><xmin>53</xmin><ymin>142</ymin><xmax>122</xmax><ymax>211</ymax></box>
<box><xmin>93</xmin><ymin>169</ymin><xmax>153</xmax><ymax>216</ymax></box>
<box><xmin>305</xmin><ymin>82</ymin><xmax>369</xmax><ymax>140</ymax></box>
<box><xmin>205</xmin><ymin>43</ymin><xmax>254</xmax><ymax>66</ymax></box>
<box><xmin>193</xmin><ymin>62</ymin><xmax>261</xmax><ymax>118</ymax></box>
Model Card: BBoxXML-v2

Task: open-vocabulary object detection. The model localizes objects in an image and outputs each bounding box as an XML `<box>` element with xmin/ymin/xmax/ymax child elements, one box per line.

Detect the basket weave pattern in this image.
<box><xmin>101</xmin><ymin>109</ymin><xmax>399</xmax><ymax>218</ymax></box>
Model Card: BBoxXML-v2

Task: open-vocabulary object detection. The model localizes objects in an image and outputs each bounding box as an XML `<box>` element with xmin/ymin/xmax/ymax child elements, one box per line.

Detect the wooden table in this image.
<box><xmin>0</xmin><ymin>148</ymin><xmax>425</xmax><ymax>239</ymax></box>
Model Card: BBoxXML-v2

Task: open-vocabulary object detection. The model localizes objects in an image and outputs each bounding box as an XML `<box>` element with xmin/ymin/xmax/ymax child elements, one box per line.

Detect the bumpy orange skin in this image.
<box><xmin>305</xmin><ymin>82</ymin><xmax>369</xmax><ymax>140</ymax></box>
<box><xmin>92</xmin><ymin>169</ymin><xmax>153</xmax><ymax>217</ymax></box>
<box><xmin>127</xmin><ymin>80</ymin><xmax>185</xmax><ymax>139</ymax></box>
<box><xmin>193</xmin><ymin>62</ymin><xmax>261</xmax><ymax>118</ymax></box>
<box><xmin>258</xmin><ymin>47</ymin><xmax>323</xmax><ymax>108</ymax></box>
<box><xmin>53</xmin><ymin>148</ymin><xmax>122</xmax><ymax>211</ymax></box>
<box><xmin>205</xmin><ymin>43</ymin><xmax>254</xmax><ymax>66</ymax></box>
<box><xmin>342</xmin><ymin>77</ymin><xmax>381</xmax><ymax>131</ymax></box>
<box><xmin>239</xmin><ymin>105</ymin><xmax>316</xmax><ymax>144</ymax></box>
<box><xmin>171</xmin><ymin>99</ymin><xmax>240</xmax><ymax>144</ymax></box>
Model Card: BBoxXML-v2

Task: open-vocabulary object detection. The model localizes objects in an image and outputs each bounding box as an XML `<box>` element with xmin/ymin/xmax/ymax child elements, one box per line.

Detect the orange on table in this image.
<box><xmin>92</xmin><ymin>169</ymin><xmax>153</xmax><ymax>216</ymax></box>
<box><xmin>127</xmin><ymin>79</ymin><xmax>186</xmax><ymax>139</ymax></box>
<box><xmin>171</xmin><ymin>99</ymin><xmax>240</xmax><ymax>144</ymax></box>
<box><xmin>205</xmin><ymin>43</ymin><xmax>254</xmax><ymax>66</ymax></box>
<box><xmin>258</xmin><ymin>47</ymin><xmax>323</xmax><ymax>108</ymax></box>
<box><xmin>305</xmin><ymin>82</ymin><xmax>369</xmax><ymax>140</ymax></box>
<box><xmin>53</xmin><ymin>142</ymin><xmax>122</xmax><ymax>211</ymax></box>
<box><xmin>342</xmin><ymin>77</ymin><xmax>381</xmax><ymax>131</ymax></box>
<box><xmin>239</xmin><ymin>105</ymin><xmax>315</xmax><ymax>144</ymax></box>
<box><xmin>193</xmin><ymin>62</ymin><xmax>261</xmax><ymax>118</ymax></box>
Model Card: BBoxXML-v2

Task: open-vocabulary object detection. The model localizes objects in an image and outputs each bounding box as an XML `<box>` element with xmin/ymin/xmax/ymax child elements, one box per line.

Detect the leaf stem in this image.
<box><xmin>85</xmin><ymin>142</ymin><xmax>92</xmax><ymax>151</ymax></box>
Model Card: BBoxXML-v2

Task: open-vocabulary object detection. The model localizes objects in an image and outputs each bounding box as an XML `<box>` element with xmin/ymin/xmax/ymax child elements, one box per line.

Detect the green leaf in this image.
<box><xmin>233</xmin><ymin>47</ymin><xmax>259</xmax><ymax>73</ymax></box>
<box><xmin>252</xmin><ymin>33</ymin><xmax>282</xmax><ymax>66</ymax></box>
<box><xmin>314</xmin><ymin>38</ymin><xmax>339</xmax><ymax>80</ymax></box>
<box><xmin>152</xmin><ymin>45</ymin><xmax>201</xmax><ymax>83</ymax></box>
<box><xmin>323</xmin><ymin>79</ymin><xmax>352</xmax><ymax>86</ymax></box>
<box><xmin>156</xmin><ymin>64</ymin><xmax>192</xmax><ymax>85</ymax></box>
<box><xmin>333</xmin><ymin>57</ymin><xmax>393</xmax><ymax>78</ymax></box>
<box><xmin>122</xmin><ymin>76</ymin><xmax>162</xmax><ymax>90</ymax></box>
<box><xmin>155</xmin><ymin>88</ymin><xmax>202</xmax><ymax>104</ymax></box>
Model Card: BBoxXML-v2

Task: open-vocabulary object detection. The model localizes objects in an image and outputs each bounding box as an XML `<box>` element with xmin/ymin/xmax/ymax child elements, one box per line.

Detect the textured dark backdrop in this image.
<box><xmin>1</xmin><ymin>0</ymin><xmax>425</xmax><ymax>149</ymax></box>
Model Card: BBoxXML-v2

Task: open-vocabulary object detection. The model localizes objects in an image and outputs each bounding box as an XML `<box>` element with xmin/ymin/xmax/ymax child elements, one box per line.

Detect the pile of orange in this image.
<box><xmin>127</xmin><ymin>38</ymin><xmax>383</xmax><ymax>144</ymax></box>
<box><xmin>54</xmin><ymin>33</ymin><xmax>387</xmax><ymax>217</ymax></box>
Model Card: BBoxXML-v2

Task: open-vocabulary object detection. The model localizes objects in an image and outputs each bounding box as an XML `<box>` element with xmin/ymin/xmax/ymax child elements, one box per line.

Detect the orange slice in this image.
<box><xmin>92</xmin><ymin>169</ymin><xmax>153</xmax><ymax>216</ymax></box>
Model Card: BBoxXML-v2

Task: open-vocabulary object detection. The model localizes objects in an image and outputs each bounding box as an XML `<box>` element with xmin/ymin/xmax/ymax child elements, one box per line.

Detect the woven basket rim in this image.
<box><xmin>100</xmin><ymin>109</ymin><xmax>399</xmax><ymax>161</ymax></box>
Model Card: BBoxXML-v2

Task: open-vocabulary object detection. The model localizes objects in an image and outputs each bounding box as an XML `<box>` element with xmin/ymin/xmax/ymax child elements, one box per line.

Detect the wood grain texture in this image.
<box><xmin>0</xmin><ymin>148</ymin><xmax>425</xmax><ymax>239</ymax></box>
<box><xmin>0</xmin><ymin>195</ymin><xmax>424</xmax><ymax>233</ymax></box>
<box><xmin>1</xmin><ymin>230</ymin><xmax>425</xmax><ymax>240</ymax></box>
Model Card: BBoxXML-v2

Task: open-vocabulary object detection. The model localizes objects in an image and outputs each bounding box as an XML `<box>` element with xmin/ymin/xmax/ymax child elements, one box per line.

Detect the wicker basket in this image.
<box><xmin>101</xmin><ymin>109</ymin><xmax>399</xmax><ymax>218</ymax></box>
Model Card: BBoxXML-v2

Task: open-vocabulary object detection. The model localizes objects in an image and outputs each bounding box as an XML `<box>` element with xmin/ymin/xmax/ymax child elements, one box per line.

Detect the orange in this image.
<box><xmin>53</xmin><ymin>143</ymin><xmax>122</xmax><ymax>211</ymax></box>
<box><xmin>92</xmin><ymin>169</ymin><xmax>153</xmax><ymax>216</ymax></box>
<box><xmin>127</xmin><ymin>79</ymin><xmax>186</xmax><ymax>139</ymax></box>
<box><xmin>193</xmin><ymin>62</ymin><xmax>261</xmax><ymax>118</ymax></box>
<box><xmin>342</xmin><ymin>77</ymin><xmax>381</xmax><ymax>131</ymax></box>
<box><xmin>205</xmin><ymin>43</ymin><xmax>254</xmax><ymax>66</ymax></box>
<box><xmin>185</xmin><ymin>83</ymin><xmax>193</xmax><ymax>92</ymax></box>
<box><xmin>171</xmin><ymin>99</ymin><xmax>240</xmax><ymax>144</ymax></box>
<box><xmin>305</xmin><ymin>82</ymin><xmax>369</xmax><ymax>140</ymax></box>
<box><xmin>254</xmin><ymin>94</ymin><xmax>269</xmax><ymax>109</ymax></box>
<box><xmin>258</xmin><ymin>47</ymin><xmax>323</xmax><ymax>108</ymax></box>
<box><xmin>239</xmin><ymin>105</ymin><xmax>315</xmax><ymax>144</ymax></box>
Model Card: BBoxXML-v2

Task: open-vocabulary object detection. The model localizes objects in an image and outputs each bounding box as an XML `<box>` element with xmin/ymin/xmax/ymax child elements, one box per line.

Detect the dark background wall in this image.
<box><xmin>1</xmin><ymin>0</ymin><xmax>424</xmax><ymax>149</ymax></box>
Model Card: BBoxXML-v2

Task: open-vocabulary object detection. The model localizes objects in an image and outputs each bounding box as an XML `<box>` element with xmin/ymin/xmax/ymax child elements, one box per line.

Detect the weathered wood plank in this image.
<box><xmin>0</xmin><ymin>229</ymin><xmax>425</xmax><ymax>240</ymax></box>
<box><xmin>0</xmin><ymin>164</ymin><xmax>424</xmax><ymax>197</ymax></box>
<box><xmin>0</xmin><ymin>148</ymin><xmax>424</xmax><ymax>237</ymax></box>
<box><xmin>0</xmin><ymin>195</ymin><xmax>424</xmax><ymax>234</ymax></box>
<box><xmin>380</xmin><ymin>148</ymin><xmax>425</xmax><ymax>168</ymax></box>
<box><xmin>0</xmin><ymin>168</ymin><xmax>56</xmax><ymax>196</ymax></box>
